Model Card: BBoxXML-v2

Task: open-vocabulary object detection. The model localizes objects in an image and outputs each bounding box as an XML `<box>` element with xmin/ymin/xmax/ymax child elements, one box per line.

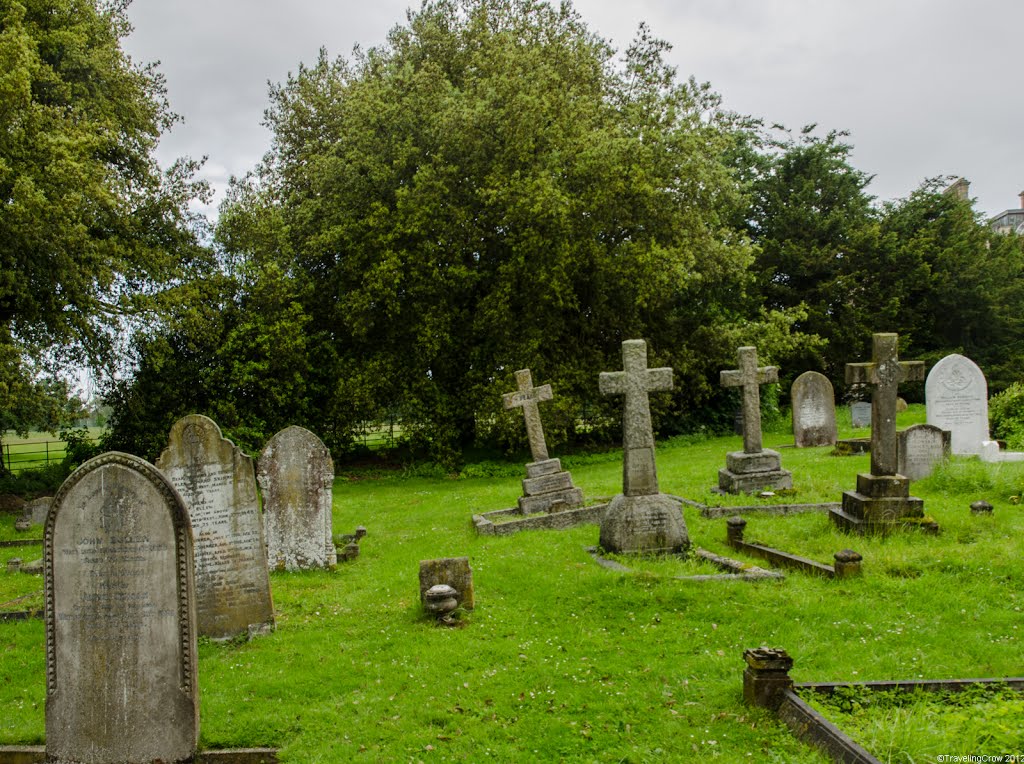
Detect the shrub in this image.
<box><xmin>989</xmin><ymin>381</ymin><xmax>1024</xmax><ymax>449</ymax></box>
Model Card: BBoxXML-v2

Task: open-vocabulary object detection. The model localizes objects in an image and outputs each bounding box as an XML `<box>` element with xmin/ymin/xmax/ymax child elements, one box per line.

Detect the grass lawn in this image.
<box><xmin>0</xmin><ymin>406</ymin><xmax>1022</xmax><ymax>761</ymax></box>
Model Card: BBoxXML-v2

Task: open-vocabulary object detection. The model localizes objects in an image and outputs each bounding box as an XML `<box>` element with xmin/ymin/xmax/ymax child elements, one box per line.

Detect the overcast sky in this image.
<box><xmin>123</xmin><ymin>0</ymin><xmax>1024</xmax><ymax>222</ymax></box>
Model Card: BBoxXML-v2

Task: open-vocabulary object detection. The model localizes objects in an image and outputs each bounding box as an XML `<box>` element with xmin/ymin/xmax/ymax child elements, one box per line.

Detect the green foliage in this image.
<box><xmin>989</xmin><ymin>381</ymin><xmax>1024</xmax><ymax>450</ymax></box>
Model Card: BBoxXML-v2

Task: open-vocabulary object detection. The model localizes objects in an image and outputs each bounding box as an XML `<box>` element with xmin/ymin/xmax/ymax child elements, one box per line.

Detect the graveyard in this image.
<box><xmin>1</xmin><ymin>404</ymin><xmax>1022</xmax><ymax>761</ymax></box>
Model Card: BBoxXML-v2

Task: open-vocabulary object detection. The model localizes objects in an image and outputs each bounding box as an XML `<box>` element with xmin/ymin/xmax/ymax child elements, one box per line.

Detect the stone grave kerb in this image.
<box><xmin>720</xmin><ymin>346</ymin><xmax>777</xmax><ymax>454</ymax></box>
<box><xmin>599</xmin><ymin>339</ymin><xmax>673</xmax><ymax>496</ymax></box>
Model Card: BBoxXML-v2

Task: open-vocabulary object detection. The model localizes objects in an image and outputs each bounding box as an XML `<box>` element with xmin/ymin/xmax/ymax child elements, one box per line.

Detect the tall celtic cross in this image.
<box><xmin>599</xmin><ymin>339</ymin><xmax>673</xmax><ymax>496</ymax></box>
<box><xmin>846</xmin><ymin>333</ymin><xmax>924</xmax><ymax>477</ymax></box>
<box><xmin>502</xmin><ymin>369</ymin><xmax>553</xmax><ymax>463</ymax></box>
<box><xmin>720</xmin><ymin>346</ymin><xmax>777</xmax><ymax>454</ymax></box>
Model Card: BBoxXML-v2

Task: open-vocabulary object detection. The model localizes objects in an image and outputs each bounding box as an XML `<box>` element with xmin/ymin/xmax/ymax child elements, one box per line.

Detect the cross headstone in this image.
<box><xmin>791</xmin><ymin>371</ymin><xmax>837</xmax><ymax>447</ymax></box>
<box><xmin>258</xmin><ymin>425</ymin><xmax>337</xmax><ymax>570</ymax></box>
<box><xmin>45</xmin><ymin>452</ymin><xmax>199</xmax><ymax>763</ymax></box>
<box><xmin>846</xmin><ymin>333</ymin><xmax>925</xmax><ymax>477</ymax></box>
<box><xmin>720</xmin><ymin>346</ymin><xmax>777</xmax><ymax>454</ymax></box>
<box><xmin>156</xmin><ymin>414</ymin><xmax>275</xmax><ymax>640</ymax></box>
<box><xmin>599</xmin><ymin>339</ymin><xmax>673</xmax><ymax>496</ymax></box>
<box><xmin>502</xmin><ymin>369</ymin><xmax>553</xmax><ymax>463</ymax></box>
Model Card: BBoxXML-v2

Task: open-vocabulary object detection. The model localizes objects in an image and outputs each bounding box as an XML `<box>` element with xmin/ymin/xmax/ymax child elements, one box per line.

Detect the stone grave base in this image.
<box><xmin>717</xmin><ymin>449</ymin><xmax>793</xmax><ymax>494</ymax></box>
<box><xmin>598</xmin><ymin>493</ymin><xmax>690</xmax><ymax>554</ymax></box>
<box><xmin>833</xmin><ymin>437</ymin><xmax>870</xmax><ymax>455</ymax></box>
<box><xmin>830</xmin><ymin>473</ymin><xmax>931</xmax><ymax>534</ymax></box>
<box><xmin>516</xmin><ymin>458</ymin><xmax>584</xmax><ymax>514</ymax></box>
<box><xmin>0</xmin><ymin>747</ymin><xmax>278</xmax><ymax>763</ymax></box>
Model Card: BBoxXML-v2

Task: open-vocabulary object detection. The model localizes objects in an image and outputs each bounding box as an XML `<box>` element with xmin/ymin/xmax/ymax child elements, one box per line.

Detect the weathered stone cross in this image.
<box><xmin>599</xmin><ymin>339</ymin><xmax>673</xmax><ymax>496</ymax></box>
<box><xmin>846</xmin><ymin>333</ymin><xmax>924</xmax><ymax>477</ymax></box>
<box><xmin>502</xmin><ymin>369</ymin><xmax>553</xmax><ymax>463</ymax></box>
<box><xmin>720</xmin><ymin>346</ymin><xmax>778</xmax><ymax>455</ymax></box>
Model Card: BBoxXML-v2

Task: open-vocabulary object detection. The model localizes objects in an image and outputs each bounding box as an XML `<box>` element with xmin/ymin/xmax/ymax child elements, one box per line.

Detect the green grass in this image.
<box><xmin>1</xmin><ymin>406</ymin><xmax>1022</xmax><ymax>761</ymax></box>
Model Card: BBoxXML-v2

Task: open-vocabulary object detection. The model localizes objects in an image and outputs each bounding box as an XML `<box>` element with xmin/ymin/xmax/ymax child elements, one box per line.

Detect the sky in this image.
<box><xmin>123</xmin><ymin>0</ymin><xmax>1024</xmax><ymax>222</ymax></box>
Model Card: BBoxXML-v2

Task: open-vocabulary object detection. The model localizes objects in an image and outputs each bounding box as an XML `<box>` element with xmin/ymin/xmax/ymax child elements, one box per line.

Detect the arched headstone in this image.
<box><xmin>791</xmin><ymin>371</ymin><xmax>837</xmax><ymax>447</ymax></box>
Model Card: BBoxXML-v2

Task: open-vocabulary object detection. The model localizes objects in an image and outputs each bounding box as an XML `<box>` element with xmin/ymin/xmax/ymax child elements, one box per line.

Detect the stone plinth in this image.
<box><xmin>516</xmin><ymin>458</ymin><xmax>584</xmax><ymax>514</ymax></box>
<box><xmin>718</xmin><ymin>449</ymin><xmax>793</xmax><ymax>494</ymax></box>
<box><xmin>418</xmin><ymin>557</ymin><xmax>474</xmax><ymax>610</ymax></box>
<box><xmin>598</xmin><ymin>494</ymin><xmax>689</xmax><ymax>555</ymax></box>
<box><xmin>831</xmin><ymin>473</ymin><xmax>925</xmax><ymax>533</ymax></box>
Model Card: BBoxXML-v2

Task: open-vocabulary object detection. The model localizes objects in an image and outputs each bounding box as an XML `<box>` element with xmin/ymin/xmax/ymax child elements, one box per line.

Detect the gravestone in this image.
<box><xmin>598</xmin><ymin>339</ymin><xmax>688</xmax><ymax>554</ymax></box>
<box><xmin>850</xmin><ymin>401</ymin><xmax>872</xmax><ymax>428</ymax></box>
<box><xmin>718</xmin><ymin>346</ymin><xmax>792</xmax><ymax>493</ymax></box>
<box><xmin>44</xmin><ymin>452</ymin><xmax>198</xmax><ymax>763</ymax></box>
<box><xmin>832</xmin><ymin>333</ymin><xmax>927</xmax><ymax>533</ymax></box>
<box><xmin>258</xmin><ymin>425</ymin><xmax>337</xmax><ymax>570</ymax></box>
<box><xmin>502</xmin><ymin>369</ymin><xmax>584</xmax><ymax>514</ymax></box>
<box><xmin>156</xmin><ymin>414</ymin><xmax>274</xmax><ymax>640</ymax></box>
<box><xmin>21</xmin><ymin>496</ymin><xmax>52</xmax><ymax>526</ymax></box>
<box><xmin>897</xmin><ymin>424</ymin><xmax>950</xmax><ymax>481</ymax></box>
<box><xmin>791</xmin><ymin>372</ymin><xmax>837</xmax><ymax>448</ymax></box>
<box><xmin>925</xmin><ymin>353</ymin><xmax>989</xmax><ymax>455</ymax></box>
<box><xmin>419</xmin><ymin>557</ymin><xmax>475</xmax><ymax>610</ymax></box>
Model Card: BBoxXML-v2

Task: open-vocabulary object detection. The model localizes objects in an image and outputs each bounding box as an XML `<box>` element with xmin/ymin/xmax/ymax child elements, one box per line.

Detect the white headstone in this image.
<box><xmin>926</xmin><ymin>354</ymin><xmax>989</xmax><ymax>455</ymax></box>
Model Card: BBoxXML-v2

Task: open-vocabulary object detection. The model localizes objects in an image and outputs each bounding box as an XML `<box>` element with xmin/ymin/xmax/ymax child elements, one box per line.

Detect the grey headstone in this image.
<box><xmin>258</xmin><ymin>426</ymin><xmax>337</xmax><ymax>570</ymax></box>
<box><xmin>419</xmin><ymin>557</ymin><xmax>474</xmax><ymax>609</ymax></box>
<box><xmin>26</xmin><ymin>496</ymin><xmax>53</xmax><ymax>526</ymax></box>
<box><xmin>850</xmin><ymin>401</ymin><xmax>872</xmax><ymax>428</ymax></box>
<box><xmin>791</xmin><ymin>371</ymin><xmax>837</xmax><ymax>447</ymax></box>
<box><xmin>897</xmin><ymin>423</ymin><xmax>950</xmax><ymax>481</ymax></box>
<box><xmin>45</xmin><ymin>452</ymin><xmax>198</xmax><ymax>764</ymax></box>
<box><xmin>926</xmin><ymin>353</ymin><xmax>990</xmax><ymax>455</ymax></box>
<box><xmin>156</xmin><ymin>414</ymin><xmax>275</xmax><ymax>640</ymax></box>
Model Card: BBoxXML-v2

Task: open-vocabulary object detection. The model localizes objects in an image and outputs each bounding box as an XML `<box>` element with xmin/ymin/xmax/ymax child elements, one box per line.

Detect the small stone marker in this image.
<box><xmin>598</xmin><ymin>340</ymin><xmax>688</xmax><ymax>554</ymax></box>
<box><xmin>18</xmin><ymin>496</ymin><xmax>53</xmax><ymax>527</ymax></box>
<box><xmin>157</xmin><ymin>414</ymin><xmax>275</xmax><ymax>640</ymax></box>
<box><xmin>45</xmin><ymin>452</ymin><xmax>199</xmax><ymax>764</ymax></box>
<box><xmin>832</xmin><ymin>333</ymin><xmax>927</xmax><ymax>533</ymax></box>
<box><xmin>925</xmin><ymin>353</ymin><xmax>990</xmax><ymax>455</ymax></box>
<box><xmin>850</xmin><ymin>401</ymin><xmax>872</xmax><ymax>428</ymax></box>
<box><xmin>970</xmin><ymin>500</ymin><xmax>994</xmax><ymax>515</ymax></box>
<box><xmin>718</xmin><ymin>346</ymin><xmax>792</xmax><ymax>493</ymax></box>
<box><xmin>258</xmin><ymin>425</ymin><xmax>337</xmax><ymax>571</ymax></box>
<box><xmin>897</xmin><ymin>423</ymin><xmax>950</xmax><ymax>481</ymax></box>
<box><xmin>502</xmin><ymin>369</ymin><xmax>584</xmax><ymax>514</ymax></box>
<box><xmin>791</xmin><ymin>371</ymin><xmax>837</xmax><ymax>447</ymax></box>
<box><xmin>419</xmin><ymin>557</ymin><xmax>474</xmax><ymax>610</ymax></box>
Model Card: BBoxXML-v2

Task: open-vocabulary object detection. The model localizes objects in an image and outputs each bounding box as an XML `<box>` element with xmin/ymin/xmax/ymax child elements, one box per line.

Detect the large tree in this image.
<box><xmin>212</xmin><ymin>0</ymin><xmax>781</xmax><ymax>464</ymax></box>
<box><xmin>0</xmin><ymin>0</ymin><xmax>208</xmax><ymax>452</ymax></box>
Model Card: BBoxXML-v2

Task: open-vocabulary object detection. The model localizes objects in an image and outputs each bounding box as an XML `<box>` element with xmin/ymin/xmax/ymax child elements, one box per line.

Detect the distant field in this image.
<box><xmin>0</xmin><ymin>429</ymin><xmax>104</xmax><ymax>474</ymax></box>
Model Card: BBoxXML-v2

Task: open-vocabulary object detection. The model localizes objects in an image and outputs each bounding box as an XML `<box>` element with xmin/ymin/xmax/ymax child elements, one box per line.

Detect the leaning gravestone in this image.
<box><xmin>897</xmin><ymin>423</ymin><xmax>950</xmax><ymax>481</ymax></box>
<box><xmin>44</xmin><ymin>452</ymin><xmax>199</xmax><ymax>764</ymax></box>
<box><xmin>258</xmin><ymin>425</ymin><xmax>337</xmax><ymax>570</ymax></box>
<box><xmin>156</xmin><ymin>414</ymin><xmax>274</xmax><ymax>640</ymax></box>
<box><xmin>791</xmin><ymin>371</ymin><xmax>837</xmax><ymax>448</ymax></box>
<box><xmin>502</xmin><ymin>369</ymin><xmax>584</xmax><ymax>514</ymax></box>
<box><xmin>925</xmin><ymin>353</ymin><xmax>989</xmax><ymax>455</ymax></box>
<box><xmin>598</xmin><ymin>339</ymin><xmax>688</xmax><ymax>554</ymax></box>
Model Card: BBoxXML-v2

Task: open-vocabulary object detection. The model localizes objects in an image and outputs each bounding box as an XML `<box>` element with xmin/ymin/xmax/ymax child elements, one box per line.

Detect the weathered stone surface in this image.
<box><xmin>726</xmin><ymin>449</ymin><xmax>783</xmax><ymax>474</ymax></box>
<box><xmin>45</xmin><ymin>452</ymin><xmax>198</xmax><ymax>764</ymax></box>
<box><xmin>970</xmin><ymin>500</ymin><xmax>994</xmax><ymax>515</ymax></box>
<box><xmin>598</xmin><ymin>494</ymin><xmax>689</xmax><ymax>554</ymax></box>
<box><xmin>502</xmin><ymin>369</ymin><xmax>553</xmax><ymax>463</ymax></box>
<box><xmin>24</xmin><ymin>496</ymin><xmax>52</xmax><ymax>526</ymax></box>
<box><xmin>419</xmin><ymin>557</ymin><xmax>474</xmax><ymax>610</ymax></box>
<box><xmin>522</xmin><ymin>471</ymin><xmax>574</xmax><ymax>496</ymax></box>
<box><xmin>599</xmin><ymin>339</ymin><xmax>673</xmax><ymax>497</ymax></box>
<box><xmin>157</xmin><ymin>414</ymin><xmax>274</xmax><ymax>640</ymax></box>
<box><xmin>720</xmin><ymin>346</ymin><xmax>778</xmax><ymax>454</ymax></box>
<box><xmin>926</xmin><ymin>353</ymin><xmax>990</xmax><ymax>455</ymax></box>
<box><xmin>517</xmin><ymin>487</ymin><xmax>584</xmax><ymax>515</ymax></box>
<box><xmin>850</xmin><ymin>401</ymin><xmax>872</xmax><ymax>428</ymax></box>
<box><xmin>897</xmin><ymin>424</ymin><xmax>950</xmax><ymax>481</ymax></box>
<box><xmin>258</xmin><ymin>426</ymin><xmax>336</xmax><ymax>571</ymax></box>
<box><xmin>718</xmin><ymin>467</ymin><xmax>793</xmax><ymax>494</ymax></box>
<box><xmin>525</xmin><ymin>458</ymin><xmax>562</xmax><ymax>478</ymax></box>
<box><xmin>791</xmin><ymin>372</ymin><xmax>837</xmax><ymax>447</ymax></box>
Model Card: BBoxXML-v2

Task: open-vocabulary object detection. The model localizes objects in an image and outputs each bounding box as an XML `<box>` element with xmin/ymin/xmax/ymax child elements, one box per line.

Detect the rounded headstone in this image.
<box><xmin>599</xmin><ymin>494</ymin><xmax>689</xmax><ymax>555</ymax></box>
<box><xmin>791</xmin><ymin>371</ymin><xmax>837</xmax><ymax>447</ymax></box>
<box><xmin>926</xmin><ymin>354</ymin><xmax>989</xmax><ymax>455</ymax></box>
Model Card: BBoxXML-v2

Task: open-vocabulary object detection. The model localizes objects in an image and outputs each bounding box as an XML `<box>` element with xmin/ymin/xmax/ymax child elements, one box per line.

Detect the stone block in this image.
<box><xmin>419</xmin><ymin>557</ymin><xmax>474</xmax><ymax>610</ymax></box>
<box><xmin>525</xmin><ymin>458</ymin><xmax>562</xmax><ymax>478</ymax></box>
<box><xmin>599</xmin><ymin>493</ymin><xmax>689</xmax><ymax>554</ymax></box>
<box><xmin>856</xmin><ymin>472</ymin><xmax>910</xmax><ymax>498</ymax></box>
<box><xmin>726</xmin><ymin>449</ymin><xmax>783</xmax><ymax>474</ymax></box>
<box><xmin>838</xmin><ymin>490</ymin><xmax>925</xmax><ymax>526</ymax></box>
<box><xmin>522</xmin><ymin>471</ymin><xmax>574</xmax><ymax>496</ymax></box>
<box><xmin>517</xmin><ymin>487</ymin><xmax>583</xmax><ymax>514</ymax></box>
<box><xmin>718</xmin><ymin>467</ymin><xmax>793</xmax><ymax>494</ymax></box>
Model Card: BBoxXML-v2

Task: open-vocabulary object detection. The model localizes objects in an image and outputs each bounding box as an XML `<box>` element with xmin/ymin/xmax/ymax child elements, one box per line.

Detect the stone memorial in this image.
<box><xmin>502</xmin><ymin>369</ymin><xmax>583</xmax><ymax>514</ymax></box>
<box><xmin>258</xmin><ymin>425</ymin><xmax>337</xmax><ymax>571</ymax></box>
<box><xmin>718</xmin><ymin>346</ymin><xmax>792</xmax><ymax>493</ymax></box>
<box><xmin>18</xmin><ymin>495</ymin><xmax>53</xmax><ymax>527</ymax></box>
<box><xmin>831</xmin><ymin>333</ymin><xmax>927</xmax><ymax>533</ymax></box>
<box><xmin>897</xmin><ymin>423</ymin><xmax>950</xmax><ymax>481</ymax></box>
<box><xmin>156</xmin><ymin>414</ymin><xmax>274</xmax><ymax>640</ymax></box>
<box><xmin>850</xmin><ymin>401</ymin><xmax>872</xmax><ymax>428</ymax></box>
<box><xmin>925</xmin><ymin>353</ymin><xmax>989</xmax><ymax>456</ymax></box>
<box><xmin>44</xmin><ymin>452</ymin><xmax>198</xmax><ymax>764</ymax></box>
<box><xmin>419</xmin><ymin>557</ymin><xmax>475</xmax><ymax>610</ymax></box>
<box><xmin>791</xmin><ymin>371</ymin><xmax>837</xmax><ymax>448</ymax></box>
<box><xmin>598</xmin><ymin>339</ymin><xmax>688</xmax><ymax>554</ymax></box>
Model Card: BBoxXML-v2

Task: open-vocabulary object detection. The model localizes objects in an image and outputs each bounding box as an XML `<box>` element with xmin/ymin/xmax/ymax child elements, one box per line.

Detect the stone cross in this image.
<box><xmin>720</xmin><ymin>346</ymin><xmax>778</xmax><ymax>454</ymax></box>
<box><xmin>502</xmin><ymin>369</ymin><xmax>553</xmax><ymax>463</ymax></box>
<box><xmin>599</xmin><ymin>339</ymin><xmax>673</xmax><ymax>496</ymax></box>
<box><xmin>846</xmin><ymin>333</ymin><xmax>924</xmax><ymax>476</ymax></box>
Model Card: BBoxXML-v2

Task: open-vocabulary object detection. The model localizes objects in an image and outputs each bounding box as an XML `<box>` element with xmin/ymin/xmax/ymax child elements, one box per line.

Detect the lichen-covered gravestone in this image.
<box><xmin>598</xmin><ymin>339</ymin><xmax>688</xmax><ymax>554</ymax></box>
<box><xmin>258</xmin><ymin>425</ymin><xmax>337</xmax><ymax>570</ymax></box>
<box><xmin>501</xmin><ymin>369</ymin><xmax>583</xmax><ymax>514</ymax></box>
<box><xmin>718</xmin><ymin>346</ymin><xmax>792</xmax><ymax>492</ymax></box>
<box><xmin>925</xmin><ymin>353</ymin><xmax>990</xmax><ymax>456</ymax></box>
<box><xmin>419</xmin><ymin>557</ymin><xmax>475</xmax><ymax>610</ymax></box>
<box><xmin>791</xmin><ymin>371</ymin><xmax>837</xmax><ymax>448</ymax></box>
<box><xmin>897</xmin><ymin>423</ymin><xmax>950</xmax><ymax>481</ymax></box>
<box><xmin>156</xmin><ymin>414</ymin><xmax>274</xmax><ymax>639</ymax></box>
<box><xmin>45</xmin><ymin>452</ymin><xmax>198</xmax><ymax>764</ymax></box>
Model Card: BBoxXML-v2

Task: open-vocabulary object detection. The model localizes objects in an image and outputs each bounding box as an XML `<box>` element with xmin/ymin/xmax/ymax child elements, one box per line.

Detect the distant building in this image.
<box><xmin>989</xmin><ymin>191</ymin><xmax>1024</xmax><ymax>235</ymax></box>
<box><xmin>945</xmin><ymin>177</ymin><xmax>971</xmax><ymax>201</ymax></box>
